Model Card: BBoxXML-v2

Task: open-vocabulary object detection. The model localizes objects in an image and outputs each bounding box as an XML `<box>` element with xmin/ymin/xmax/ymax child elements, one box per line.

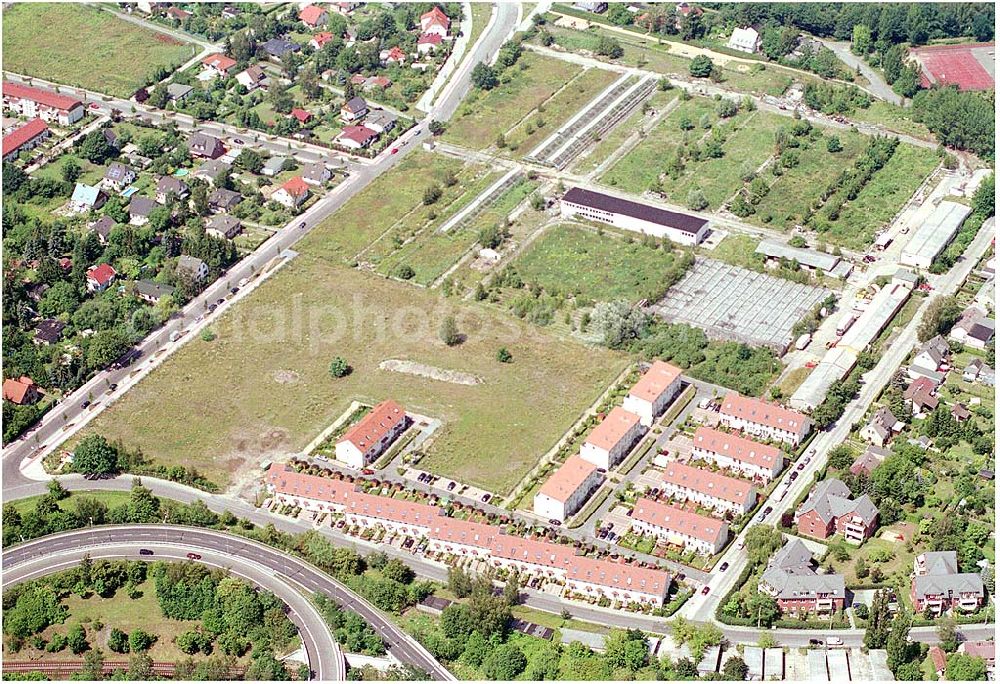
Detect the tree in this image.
<box><xmin>329</xmin><ymin>356</ymin><xmax>350</xmax><ymax>378</ymax></box>
<box><xmin>79</xmin><ymin>131</ymin><xmax>114</xmax><ymax>164</ymax></box>
<box><xmin>937</xmin><ymin>617</ymin><xmax>959</xmax><ymax>653</ymax></box>
<box><xmin>381</xmin><ymin>558</ymin><xmax>414</xmax><ymax>584</ymax></box>
<box><xmin>885</xmin><ymin>609</ymin><xmax>913</xmax><ymax>673</ymax></box>
<box><xmin>128</xmin><ymin>629</ymin><xmax>155</xmax><ymax>653</ymax></box>
<box><xmin>716</xmin><ymin>99</ymin><xmax>738</xmax><ymax>118</ymax></box>
<box><xmin>723</xmin><ymin>656</ymin><xmax>749</xmax><ymax>680</ymax></box>
<box><xmin>745</xmin><ymin>591</ymin><xmax>780</xmax><ymax>628</ymax></box>
<box><xmin>595</xmin><ymin>35</ymin><xmax>624</xmax><ymax>59</ymax></box>
<box><xmin>496</xmin><ymin>347</ymin><xmax>512</xmax><ymax>363</ymax></box>
<box><xmin>128</xmin><ymin>652</ymin><xmax>154</xmax><ymax>680</ymax></box>
<box><xmin>447</xmin><ymin>566</ymin><xmax>473</xmax><ymax>598</ymax></box>
<box><xmin>946</xmin><ymin>653</ymin><xmax>987</xmax><ymax>681</ymax></box>
<box><xmin>422</xmin><ymin>184</ymin><xmax>442</xmax><ymax>205</ymax></box>
<box><xmin>427</xmin><ymin>120</ymin><xmax>446</xmax><ymax>136</ymax></box>
<box><xmin>918</xmin><ymin>295</ymin><xmax>962</xmax><ymax>342</ymax></box>
<box><xmin>972</xmin><ymin>173</ymin><xmax>995</xmax><ymax>217</ymax></box>
<box><xmin>689</xmin><ymin>55</ymin><xmax>714</xmax><ymax>78</ymax></box>
<box><xmin>471</xmin><ymin>62</ymin><xmax>498</xmax><ymax>90</ymax></box>
<box><xmin>62</xmin><ymin>158</ymin><xmax>82</xmax><ymax>183</ymax></box>
<box><xmin>686</xmin><ymin>188</ymin><xmax>708</xmax><ymax>211</ymax></box>
<box><xmin>482</xmin><ymin>643</ymin><xmax>526</xmax><ymax>680</ymax></box>
<box><xmin>439</xmin><ymin>315</ymin><xmax>461</xmax><ymax>346</ymax></box>
<box><xmin>235</xmin><ymin>149</ymin><xmax>264</xmax><ymax>174</ymax></box>
<box><xmin>852</xmin><ymin>24</ymin><xmax>872</xmax><ymax>54</ymax></box>
<box><xmin>592</xmin><ymin>299</ymin><xmax>649</xmax><ymax>349</ymax></box>
<box><xmin>828</xmin><ymin>444</ymin><xmax>854</xmax><ymax>470</ymax></box>
<box><xmin>67</xmin><ymin>623</ymin><xmax>89</xmax><ymax>654</ymax></box>
<box><xmin>108</xmin><ymin>628</ymin><xmax>130</xmax><ymax>653</ymax></box>
<box><xmin>827</xmin><ymin>136</ymin><xmax>843</xmax><ymax>153</ymax></box>
<box><xmin>73</xmin><ymin>434</ymin><xmax>120</xmax><ymax>476</ymax></box>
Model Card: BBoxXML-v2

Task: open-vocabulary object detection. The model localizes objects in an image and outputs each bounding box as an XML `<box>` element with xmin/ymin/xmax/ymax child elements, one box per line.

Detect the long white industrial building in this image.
<box><xmin>901</xmin><ymin>200</ymin><xmax>973</xmax><ymax>269</ymax></box>
<box><xmin>561</xmin><ymin>187</ymin><xmax>710</xmax><ymax>246</ymax></box>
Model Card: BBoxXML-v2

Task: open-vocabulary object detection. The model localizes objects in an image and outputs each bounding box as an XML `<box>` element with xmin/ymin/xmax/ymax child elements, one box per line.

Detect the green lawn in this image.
<box><xmin>2</xmin><ymin>4</ymin><xmax>197</xmax><ymax>98</ymax></box>
<box><xmin>512</xmin><ymin>223</ymin><xmax>689</xmax><ymax>303</ymax></box>
<box><xmin>33</xmin><ymin>155</ymin><xmax>106</xmax><ymax>187</ymax></box>
<box><xmin>9</xmin><ymin>490</ymin><xmax>133</xmax><ymax>517</ymax></box>
<box><xmin>601</xmin><ymin>95</ymin><xmax>717</xmax><ymax>192</ymax></box>
<box><xmin>443</xmin><ymin>53</ymin><xmax>582</xmax><ymax>149</ymax></box>
<box><xmin>570</xmin><ymin>90</ymin><xmax>678</xmax><ymax>175</ymax></box>
<box><xmin>811</xmin><ymin>143</ymin><xmax>940</xmax><ymax>250</ymax></box>
<box><xmin>76</xmin><ymin>250</ymin><xmax>625</xmax><ymax>494</ymax></box>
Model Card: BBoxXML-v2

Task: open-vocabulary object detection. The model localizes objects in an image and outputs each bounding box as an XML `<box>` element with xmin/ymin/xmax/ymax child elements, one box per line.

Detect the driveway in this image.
<box><xmin>820</xmin><ymin>39</ymin><xmax>903</xmax><ymax>105</ymax></box>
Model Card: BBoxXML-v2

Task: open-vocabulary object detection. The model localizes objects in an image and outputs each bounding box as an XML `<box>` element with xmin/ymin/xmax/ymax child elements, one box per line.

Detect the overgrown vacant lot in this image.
<box><xmin>513</xmin><ymin>223</ymin><xmax>691</xmax><ymax>303</ymax></box>
<box><xmin>80</xmin><ymin>259</ymin><xmax>624</xmax><ymax>494</ymax></box>
<box><xmin>2</xmin><ymin>4</ymin><xmax>196</xmax><ymax>98</ymax></box>
<box><xmin>443</xmin><ymin>53</ymin><xmax>583</xmax><ymax>149</ymax></box>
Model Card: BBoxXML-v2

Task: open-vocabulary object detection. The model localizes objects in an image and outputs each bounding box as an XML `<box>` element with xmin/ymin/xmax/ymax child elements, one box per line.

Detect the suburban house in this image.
<box><xmin>958</xmin><ymin>642</ymin><xmax>995</xmax><ymax>677</ymax></box>
<box><xmin>235</xmin><ymin>65</ymin><xmax>268</xmax><ymax>91</ymax></box>
<box><xmin>208</xmin><ymin>187</ymin><xmax>242</xmax><ymax>212</ymax></box>
<box><xmin>950</xmin><ymin>308</ymin><xmax>995</xmax><ymax>350</ymax></box>
<box><xmin>187</xmin><ymin>132</ymin><xmax>226</xmax><ymax>159</ymax></box>
<box><xmin>533</xmin><ymin>454</ymin><xmax>603</xmax><ymax>523</ymax></box>
<box><xmin>849</xmin><ymin>444</ymin><xmax>889</xmax><ymax>476</ymax></box>
<box><xmin>630</xmin><ymin>498</ymin><xmax>728</xmax><ymax>555</ymax></box>
<box><xmin>911</xmin><ymin>551</ymin><xmax>985</xmax><ymax>615</ymax></box>
<box><xmin>299</xmin><ymin>4</ymin><xmax>328</xmax><ymax>27</ymax></box>
<box><xmin>795</xmin><ymin>479</ymin><xmax>879</xmax><ymax>544</ymax></box>
<box><xmin>166</xmin><ymin>83</ymin><xmax>193</xmax><ymax>102</ymax></box>
<box><xmin>903</xmin><ymin>377</ymin><xmax>939</xmax><ymax>415</ymax></box>
<box><xmin>333</xmin><ymin>2</ymin><xmax>361</xmax><ymax>15</ymax></box>
<box><xmin>691</xmin><ymin>427</ymin><xmax>783</xmax><ymax>482</ymax></box>
<box><xmin>86</xmin><ymin>263</ymin><xmax>117</xmax><ymax>292</ymax></box>
<box><xmin>310</xmin><ymin>32</ymin><xmax>335</xmax><ymax>50</ymax></box>
<box><xmin>418</xmin><ymin>33</ymin><xmax>443</xmax><ymax>54</ymax></box>
<box><xmin>623</xmin><ymin>360</ymin><xmax>683</xmax><ymax>426</ymax></box>
<box><xmin>263</xmin><ymin>38</ymin><xmax>301</xmax><ymax>59</ymax></box>
<box><xmin>951</xmin><ymin>403</ymin><xmax>972</xmax><ymax>422</ymax></box>
<box><xmin>301</xmin><ymin>162</ymin><xmax>332</xmax><ymax>186</ymax></box>
<box><xmin>718</xmin><ymin>392</ymin><xmax>812</xmax><ymax>446</ymax></box>
<box><xmin>381</xmin><ymin>46</ymin><xmax>407</xmax><ymax>65</ymax></box>
<box><xmin>341</xmin><ymin>96</ymin><xmax>369</xmax><ymax>122</ymax></box>
<box><xmin>963</xmin><ymin>358</ymin><xmax>995</xmax><ymax>386</ymax></box>
<box><xmin>727</xmin><ymin>26</ymin><xmax>761</xmax><ymax>53</ymax></box>
<box><xmin>128</xmin><ymin>195</ymin><xmax>157</xmax><ymax>226</ymax></box>
<box><xmin>336</xmin><ymin>125</ymin><xmax>379</xmax><ymax>150</ymax></box>
<box><xmin>33</xmin><ymin>319</ymin><xmax>65</xmax><ymax>346</ymax></box>
<box><xmin>262</xmin><ymin>156</ymin><xmax>288</xmax><ymax>177</ymax></box>
<box><xmin>87</xmin><ymin>216</ymin><xmax>115</xmax><ymax>244</ymax></box>
<box><xmin>419</xmin><ymin>6</ymin><xmax>451</xmax><ymax>38</ymax></box>
<box><xmin>69</xmin><ymin>183</ymin><xmax>106</xmax><ymax>213</ymax></box>
<box><xmin>860</xmin><ymin>406</ymin><xmax>904</xmax><ymax>447</ymax></box>
<box><xmin>580</xmin><ymin>406</ymin><xmax>645</xmax><ymax>470</ymax></box>
<box><xmin>3</xmin><ymin>81</ymin><xmax>84</xmax><ymax>125</ymax></box>
<box><xmin>363</xmin><ymin>76</ymin><xmax>392</xmax><ymax>92</ymax></box>
<box><xmin>165</xmin><ymin>6</ymin><xmax>191</xmax><ymax>21</ymax></box>
<box><xmin>133</xmin><ymin>280</ymin><xmax>176</xmax><ymax>304</ymax></box>
<box><xmin>660</xmin><ymin>461</ymin><xmax>757</xmax><ymax>516</ymax></box>
<box><xmin>177</xmin><ymin>255</ymin><xmax>208</xmax><ymax>282</ymax></box>
<box><xmin>2</xmin><ymin>118</ymin><xmax>50</xmax><ymax>162</ymax></box>
<box><xmin>206</xmin><ymin>214</ymin><xmax>242</xmax><ymax>240</ymax></box>
<box><xmin>913</xmin><ymin>335</ymin><xmax>950</xmax><ymax>374</ymax></box>
<box><xmin>290</xmin><ymin>107</ymin><xmax>313</xmax><ymax>124</ymax></box>
<box><xmin>273</xmin><ymin>176</ymin><xmax>311</xmax><ymax>209</ymax></box>
<box><xmin>156</xmin><ymin>175</ymin><xmax>190</xmax><ymax>204</ymax></box>
<box><xmin>561</xmin><ymin>187</ymin><xmax>710</xmax><ymax>246</ymax></box>
<box><xmin>102</xmin><ymin>162</ymin><xmax>136</xmax><ymax>192</ymax></box>
<box><xmin>758</xmin><ymin>539</ymin><xmax>846</xmax><ymax>614</ymax></box>
<box><xmin>202</xmin><ymin>53</ymin><xmax>237</xmax><ymax>77</ymax></box>
<box><xmin>928</xmin><ymin>646</ymin><xmax>948</xmax><ymax>679</ymax></box>
<box><xmin>193</xmin><ymin>159</ymin><xmax>231</xmax><ymax>186</ymax></box>
<box><xmin>364</xmin><ymin>110</ymin><xmax>397</xmax><ymax>134</ymax></box>
<box><xmin>2</xmin><ymin>376</ymin><xmax>41</xmax><ymax>405</ymax></box>
<box><xmin>334</xmin><ymin>400</ymin><xmax>409</xmax><ymax>469</ymax></box>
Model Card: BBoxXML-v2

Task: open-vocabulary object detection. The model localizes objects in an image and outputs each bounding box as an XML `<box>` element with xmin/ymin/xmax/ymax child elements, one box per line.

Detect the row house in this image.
<box><xmin>795</xmin><ymin>479</ymin><xmax>879</xmax><ymax>544</ymax></box>
<box><xmin>533</xmin><ymin>454</ymin><xmax>603</xmax><ymax>523</ymax></box>
<box><xmin>335</xmin><ymin>400</ymin><xmax>409</xmax><ymax>469</ymax></box>
<box><xmin>630</xmin><ymin>498</ymin><xmax>728</xmax><ymax>555</ymax></box>
<box><xmin>718</xmin><ymin>392</ymin><xmax>811</xmax><ymax>446</ymax></box>
<box><xmin>580</xmin><ymin>406</ymin><xmax>645</xmax><ymax>470</ymax></box>
<box><xmin>2</xmin><ymin>118</ymin><xmax>49</xmax><ymax>162</ymax></box>
<box><xmin>692</xmin><ymin>427</ymin><xmax>783</xmax><ymax>482</ymax></box>
<box><xmin>758</xmin><ymin>539</ymin><xmax>845</xmax><ymax>614</ymax></box>
<box><xmin>3</xmin><ymin>81</ymin><xmax>84</xmax><ymax>125</ymax></box>
<box><xmin>660</xmin><ymin>461</ymin><xmax>757</xmax><ymax>516</ymax></box>
<box><xmin>622</xmin><ymin>360</ymin><xmax>683</xmax><ymax>426</ymax></box>
<box><xmin>911</xmin><ymin>551</ymin><xmax>986</xmax><ymax>615</ymax></box>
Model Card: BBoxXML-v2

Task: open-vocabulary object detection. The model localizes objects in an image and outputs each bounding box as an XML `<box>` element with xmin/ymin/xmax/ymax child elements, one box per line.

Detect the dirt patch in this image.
<box><xmin>273</xmin><ymin>369</ymin><xmax>300</xmax><ymax>384</ymax></box>
<box><xmin>379</xmin><ymin>359</ymin><xmax>482</xmax><ymax>386</ymax></box>
<box><xmin>224</xmin><ymin>427</ymin><xmax>292</xmax><ymax>498</ymax></box>
<box><xmin>154</xmin><ymin>33</ymin><xmax>184</xmax><ymax>46</ymax></box>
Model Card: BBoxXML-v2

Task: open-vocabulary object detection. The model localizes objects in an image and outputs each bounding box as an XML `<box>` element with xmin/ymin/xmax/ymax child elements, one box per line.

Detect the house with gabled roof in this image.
<box><xmin>860</xmin><ymin>406</ymin><xmax>904</xmax><ymax>447</ymax></box>
<box><xmin>235</xmin><ymin>65</ymin><xmax>269</xmax><ymax>91</ymax></box>
<box><xmin>661</xmin><ymin>461</ymin><xmax>757</xmax><ymax>516</ymax></box>
<box><xmin>691</xmin><ymin>426</ymin><xmax>783</xmax><ymax>482</ymax></box>
<box><xmin>193</xmin><ymin>159</ymin><xmax>231</xmax><ymax>186</ymax></box>
<box><xmin>86</xmin><ymin>263</ymin><xmax>117</xmax><ymax>292</ymax></box>
<box><xmin>911</xmin><ymin>551</ymin><xmax>985</xmax><ymax>615</ymax></box>
<box><xmin>380</xmin><ymin>46</ymin><xmax>407</xmax><ymax>65</ymax></box>
<box><xmin>208</xmin><ymin>187</ymin><xmax>242</xmax><ymax>213</ymax></box>
<box><xmin>335</xmin><ymin>400</ymin><xmax>409</xmax><ymax>469</ymax></box>
<box><xmin>155</xmin><ymin>175</ymin><xmax>190</xmax><ymax>204</ymax></box>
<box><xmin>263</xmin><ymin>38</ymin><xmax>300</xmax><ymax>58</ymax></box>
<box><xmin>273</xmin><ymin>176</ymin><xmax>311</xmax><ymax>209</ymax></box>
<box><xmin>533</xmin><ymin>454</ymin><xmax>603</xmax><ymax>523</ymax></box>
<box><xmin>336</xmin><ymin>125</ymin><xmax>378</xmax><ymax>150</ymax></box>
<box><xmin>950</xmin><ymin>308</ymin><xmax>995</xmax><ymax>350</ymax></box>
<box><xmin>2</xmin><ymin>376</ymin><xmax>41</xmax><ymax>405</ymax></box>
<box><xmin>580</xmin><ymin>406</ymin><xmax>644</xmax><ymax>470</ymax></box>
<box><xmin>420</xmin><ymin>6</ymin><xmax>451</xmax><ymax>37</ymax></box>
<box><xmin>128</xmin><ymin>195</ymin><xmax>157</xmax><ymax>226</ymax></box>
<box><xmin>3</xmin><ymin>81</ymin><xmax>84</xmax><ymax>125</ymax></box>
<box><xmin>758</xmin><ymin>538</ymin><xmax>845</xmax><ymax>614</ymax></box>
<box><xmin>69</xmin><ymin>183</ymin><xmax>107</xmax><ymax>213</ymax></box>
<box><xmin>299</xmin><ymin>4</ymin><xmax>328</xmax><ymax>27</ymax></box>
<box><xmin>849</xmin><ymin>444</ymin><xmax>889</xmax><ymax>476</ymax></box>
<box><xmin>341</xmin><ymin>96</ymin><xmax>368</xmax><ymax>122</ymax></box>
<box><xmin>903</xmin><ymin>376</ymin><xmax>939</xmax><ymax>415</ymax></box>
<box><xmin>33</xmin><ymin>319</ymin><xmax>65</xmax><ymax>346</ymax></box>
<box><xmin>623</xmin><ymin>360</ymin><xmax>683</xmax><ymax>426</ymax></box>
<box><xmin>796</xmin><ymin>479</ymin><xmax>878</xmax><ymax>544</ymax></box>
<box><xmin>719</xmin><ymin>392</ymin><xmax>811</xmax><ymax>446</ymax></box>
<box><xmin>206</xmin><ymin>214</ymin><xmax>242</xmax><ymax>240</ymax></box>
<box><xmin>88</xmin><ymin>216</ymin><xmax>116</xmax><ymax>244</ymax></box>
<box><xmin>133</xmin><ymin>279</ymin><xmax>176</xmax><ymax>304</ymax></box>
<box><xmin>188</xmin><ymin>132</ymin><xmax>225</xmax><ymax>159</ymax></box>
<box><xmin>102</xmin><ymin>162</ymin><xmax>136</xmax><ymax>192</ymax></box>
<box><xmin>630</xmin><ymin>498</ymin><xmax>728</xmax><ymax>555</ymax></box>
<box><xmin>202</xmin><ymin>53</ymin><xmax>237</xmax><ymax>77</ymax></box>
<box><xmin>417</xmin><ymin>32</ymin><xmax>443</xmax><ymax>54</ymax></box>
<box><xmin>2</xmin><ymin>118</ymin><xmax>49</xmax><ymax>162</ymax></box>
<box><xmin>177</xmin><ymin>255</ymin><xmax>208</xmax><ymax>282</ymax></box>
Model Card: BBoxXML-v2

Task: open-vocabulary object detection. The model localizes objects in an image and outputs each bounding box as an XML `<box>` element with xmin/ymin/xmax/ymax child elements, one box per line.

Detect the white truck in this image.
<box><xmin>795</xmin><ymin>333</ymin><xmax>812</xmax><ymax>351</ymax></box>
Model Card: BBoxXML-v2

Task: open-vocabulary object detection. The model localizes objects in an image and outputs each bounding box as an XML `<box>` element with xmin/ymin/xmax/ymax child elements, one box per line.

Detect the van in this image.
<box><xmin>169</xmin><ymin>330</ymin><xmax>182</xmax><ymax>342</ymax></box>
<box><xmin>795</xmin><ymin>333</ymin><xmax>811</xmax><ymax>351</ymax></box>
<box><xmin>826</xmin><ymin>636</ymin><xmax>843</xmax><ymax>647</ymax></box>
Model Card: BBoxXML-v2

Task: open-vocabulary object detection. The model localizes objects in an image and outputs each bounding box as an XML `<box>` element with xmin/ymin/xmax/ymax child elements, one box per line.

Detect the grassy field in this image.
<box><xmin>600</xmin><ymin>95</ymin><xmax>717</xmax><ymax>192</ymax></box>
<box><xmin>513</xmin><ymin>223</ymin><xmax>687</xmax><ymax>302</ymax></box>
<box><xmin>811</xmin><ymin>143</ymin><xmax>939</xmax><ymax>250</ymax></box>
<box><xmin>77</xmin><ymin>256</ymin><xmax>625</xmax><ymax>493</ymax></box>
<box><xmin>442</xmin><ymin>53</ymin><xmax>582</xmax><ymax>149</ymax></box>
<box><xmin>570</xmin><ymin>90</ymin><xmax>677</xmax><ymax>175</ymax></box>
<box><xmin>2</xmin><ymin>4</ymin><xmax>197</xmax><ymax>98</ymax></box>
<box><xmin>9</xmin><ymin>490</ymin><xmax>133</xmax><ymax>516</ymax></box>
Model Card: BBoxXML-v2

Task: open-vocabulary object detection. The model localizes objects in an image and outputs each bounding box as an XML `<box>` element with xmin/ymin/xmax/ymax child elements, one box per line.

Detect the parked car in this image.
<box><xmin>549</xmin><ymin>519</ymin><xmax>562</xmax><ymax>527</ymax></box>
<box><xmin>447</xmin><ymin>481</ymin><xmax>456</xmax><ymax>491</ymax></box>
<box><xmin>763</xmin><ymin>506</ymin><xmax>773</xmax><ymax>516</ymax></box>
<box><xmin>719</xmin><ymin>562</ymin><xmax>729</xmax><ymax>572</ymax></box>
<box><xmin>361</xmin><ymin>468</ymin><xmax>374</xmax><ymax>475</ymax></box>
<box><xmin>81</xmin><ymin>400</ymin><xmax>91</xmax><ymax>409</ymax></box>
<box><xmin>790</xmin><ymin>471</ymin><xmax>799</xmax><ymax>481</ymax></box>
<box><xmin>701</xmin><ymin>585</ymin><xmax>711</xmax><ymax>595</ymax></box>
<box><xmin>481</xmin><ymin>494</ymin><xmax>491</xmax><ymax>503</ymax></box>
<box><xmin>108</xmin><ymin>383</ymin><xmax>118</xmax><ymax>391</ymax></box>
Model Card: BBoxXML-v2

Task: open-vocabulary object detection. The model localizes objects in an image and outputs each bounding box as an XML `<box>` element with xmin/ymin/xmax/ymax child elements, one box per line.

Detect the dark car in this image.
<box><xmin>216</xmin><ymin>299</ymin><xmax>225</xmax><ymax>306</ymax></box>
<box><xmin>208</xmin><ymin>304</ymin><xmax>217</xmax><ymax>312</ymax></box>
<box><xmin>230</xmin><ymin>287</ymin><xmax>239</xmax><ymax>295</ymax></box>
<box><xmin>809</xmin><ymin>638</ymin><xmax>823</xmax><ymax>646</ymax></box>
<box><xmin>139</xmin><ymin>549</ymin><xmax>154</xmax><ymax>556</ymax></box>
<box><xmin>719</xmin><ymin>562</ymin><xmax>729</xmax><ymax>572</ymax></box>
<box><xmin>797</xmin><ymin>462</ymin><xmax>805</xmax><ymax>470</ymax></box>
<box><xmin>790</xmin><ymin>471</ymin><xmax>799</xmax><ymax>481</ymax></box>
<box><xmin>701</xmin><ymin>585</ymin><xmax>711</xmax><ymax>595</ymax></box>
<box><xmin>186</xmin><ymin>552</ymin><xmax>201</xmax><ymax>560</ymax></box>
<box><xmin>447</xmin><ymin>481</ymin><xmax>456</xmax><ymax>491</ymax></box>
<box><xmin>299</xmin><ymin>221</ymin><xmax>307</xmax><ymax>229</ymax></box>
<box><xmin>549</xmin><ymin>519</ymin><xmax>562</xmax><ymax>527</ymax></box>
<box><xmin>481</xmin><ymin>493</ymin><xmax>491</xmax><ymax>503</ymax></box>
<box><xmin>763</xmin><ymin>506</ymin><xmax>773</xmax><ymax>516</ymax></box>
<box><xmin>81</xmin><ymin>400</ymin><xmax>91</xmax><ymax>409</ymax></box>
<box><xmin>108</xmin><ymin>383</ymin><xmax>118</xmax><ymax>391</ymax></box>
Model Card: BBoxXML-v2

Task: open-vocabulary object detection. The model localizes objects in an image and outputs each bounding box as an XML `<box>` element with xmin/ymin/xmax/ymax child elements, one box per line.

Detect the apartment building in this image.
<box><xmin>335</xmin><ymin>400</ymin><xmax>408</xmax><ymax>469</ymax></box>
<box><xmin>580</xmin><ymin>406</ymin><xmax>645</xmax><ymax>470</ymax></box>
<box><xmin>533</xmin><ymin>454</ymin><xmax>604</xmax><ymax>523</ymax></box>
<box><xmin>719</xmin><ymin>392</ymin><xmax>811</xmax><ymax>446</ymax></box>
<box><xmin>660</xmin><ymin>461</ymin><xmax>757</xmax><ymax>516</ymax></box>
<box><xmin>630</xmin><ymin>498</ymin><xmax>728</xmax><ymax>555</ymax></box>
<box><xmin>623</xmin><ymin>360</ymin><xmax>683</xmax><ymax>426</ymax></box>
<box><xmin>691</xmin><ymin>427</ymin><xmax>783</xmax><ymax>482</ymax></box>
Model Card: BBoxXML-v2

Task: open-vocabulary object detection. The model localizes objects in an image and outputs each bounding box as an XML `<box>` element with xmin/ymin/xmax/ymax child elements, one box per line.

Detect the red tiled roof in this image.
<box><xmin>312</xmin><ymin>31</ymin><xmax>335</xmax><ymax>47</ymax></box>
<box><xmin>386</xmin><ymin>46</ymin><xmax>406</xmax><ymax>61</ymax></box>
<box><xmin>2</xmin><ymin>376</ymin><xmax>37</xmax><ymax>404</ymax></box>
<box><xmin>929</xmin><ymin>646</ymin><xmax>947</xmax><ymax>673</ymax></box>
<box><xmin>367</xmin><ymin>76</ymin><xmax>391</xmax><ymax>88</ymax></box>
<box><xmin>290</xmin><ymin>108</ymin><xmax>312</xmax><ymax>123</ymax></box>
<box><xmin>338</xmin><ymin>125</ymin><xmax>378</xmax><ymax>145</ymax></box>
<box><xmin>350</xmin><ymin>74</ymin><xmax>367</xmax><ymax>85</ymax></box>
<box><xmin>266</xmin><ymin>463</ymin><xmax>355</xmax><ymax>504</ymax></box>
<box><xmin>418</xmin><ymin>33</ymin><xmax>443</xmax><ymax>45</ymax></box>
<box><xmin>661</xmin><ymin>461</ymin><xmax>755</xmax><ymax>505</ymax></box>
<box><xmin>428</xmin><ymin>516</ymin><xmax>496</xmax><ymax>549</ymax></box>
<box><xmin>693</xmin><ymin>427</ymin><xmax>782</xmax><ymax>471</ymax></box>
<box><xmin>538</xmin><ymin>454</ymin><xmax>598</xmax><ymax>503</ymax></box>
<box><xmin>720</xmin><ymin>392</ymin><xmax>809</xmax><ymax>433</ymax></box>
<box><xmin>3</xmin><ymin>81</ymin><xmax>82</xmax><ymax>112</ymax></box>
<box><xmin>338</xmin><ymin>400</ymin><xmax>406</xmax><ymax>452</ymax></box>
<box><xmin>585</xmin><ymin>406</ymin><xmax>641</xmax><ymax>452</ymax></box>
<box><xmin>421</xmin><ymin>6</ymin><xmax>450</xmax><ymax>27</ymax></box>
<box><xmin>2</xmin><ymin>118</ymin><xmax>48</xmax><ymax>156</ymax></box>
<box><xmin>344</xmin><ymin>491</ymin><xmax>440</xmax><ymax>527</ymax></box>
<box><xmin>962</xmin><ymin>640</ymin><xmax>996</xmax><ymax>662</ymax></box>
<box><xmin>202</xmin><ymin>53</ymin><xmax>237</xmax><ymax>72</ymax></box>
<box><xmin>299</xmin><ymin>4</ymin><xmax>327</xmax><ymax>25</ymax></box>
<box><xmin>631</xmin><ymin>498</ymin><xmax>727</xmax><ymax>544</ymax></box>
<box><xmin>86</xmin><ymin>263</ymin><xmax>117</xmax><ymax>286</ymax></box>
<box><xmin>630</xmin><ymin>360</ymin><xmax>682</xmax><ymax>403</ymax></box>
<box><xmin>281</xmin><ymin>176</ymin><xmax>310</xmax><ymax>199</ymax></box>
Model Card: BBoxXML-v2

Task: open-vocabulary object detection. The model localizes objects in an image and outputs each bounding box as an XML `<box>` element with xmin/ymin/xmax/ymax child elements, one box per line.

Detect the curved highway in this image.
<box><xmin>2</xmin><ymin>526</ymin><xmax>454</xmax><ymax>681</ymax></box>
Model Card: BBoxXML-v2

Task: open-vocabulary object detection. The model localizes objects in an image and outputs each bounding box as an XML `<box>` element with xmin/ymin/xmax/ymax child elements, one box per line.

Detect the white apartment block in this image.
<box><xmin>580</xmin><ymin>407</ymin><xmax>645</xmax><ymax>470</ymax></box>
<box><xmin>533</xmin><ymin>454</ymin><xmax>604</xmax><ymax>523</ymax></box>
<box><xmin>623</xmin><ymin>360</ymin><xmax>683</xmax><ymax>426</ymax></box>
<box><xmin>335</xmin><ymin>400</ymin><xmax>408</xmax><ymax>469</ymax></box>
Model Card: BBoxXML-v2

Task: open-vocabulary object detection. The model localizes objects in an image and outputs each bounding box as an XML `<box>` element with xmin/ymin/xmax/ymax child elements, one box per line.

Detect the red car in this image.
<box><xmin>391</xmin><ymin>148</ymin><xmax>399</xmax><ymax>155</ymax></box>
<box><xmin>186</xmin><ymin>552</ymin><xmax>202</xmax><ymax>560</ymax></box>
<box><xmin>361</xmin><ymin>468</ymin><xmax>374</xmax><ymax>475</ymax></box>
<box><xmin>701</xmin><ymin>585</ymin><xmax>711</xmax><ymax>595</ymax></box>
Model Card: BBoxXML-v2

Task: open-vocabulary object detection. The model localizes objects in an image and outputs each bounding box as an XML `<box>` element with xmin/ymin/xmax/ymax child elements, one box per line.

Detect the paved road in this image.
<box><xmin>2</xmin><ymin>5</ymin><xmax>521</xmax><ymax>493</ymax></box>
<box><xmin>3</xmin><ymin>526</ymin><xmax>455</xmax><ymax>681</ymax></box>
<box><xmin>820</xmin><ymin>39</ymin><xmax>903</xmax><ymax>106</ymax></box>
<box><xmin>3</xmin><ymin>526</ymin><xmax>345</xmax><ymax>681</ymax></box>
